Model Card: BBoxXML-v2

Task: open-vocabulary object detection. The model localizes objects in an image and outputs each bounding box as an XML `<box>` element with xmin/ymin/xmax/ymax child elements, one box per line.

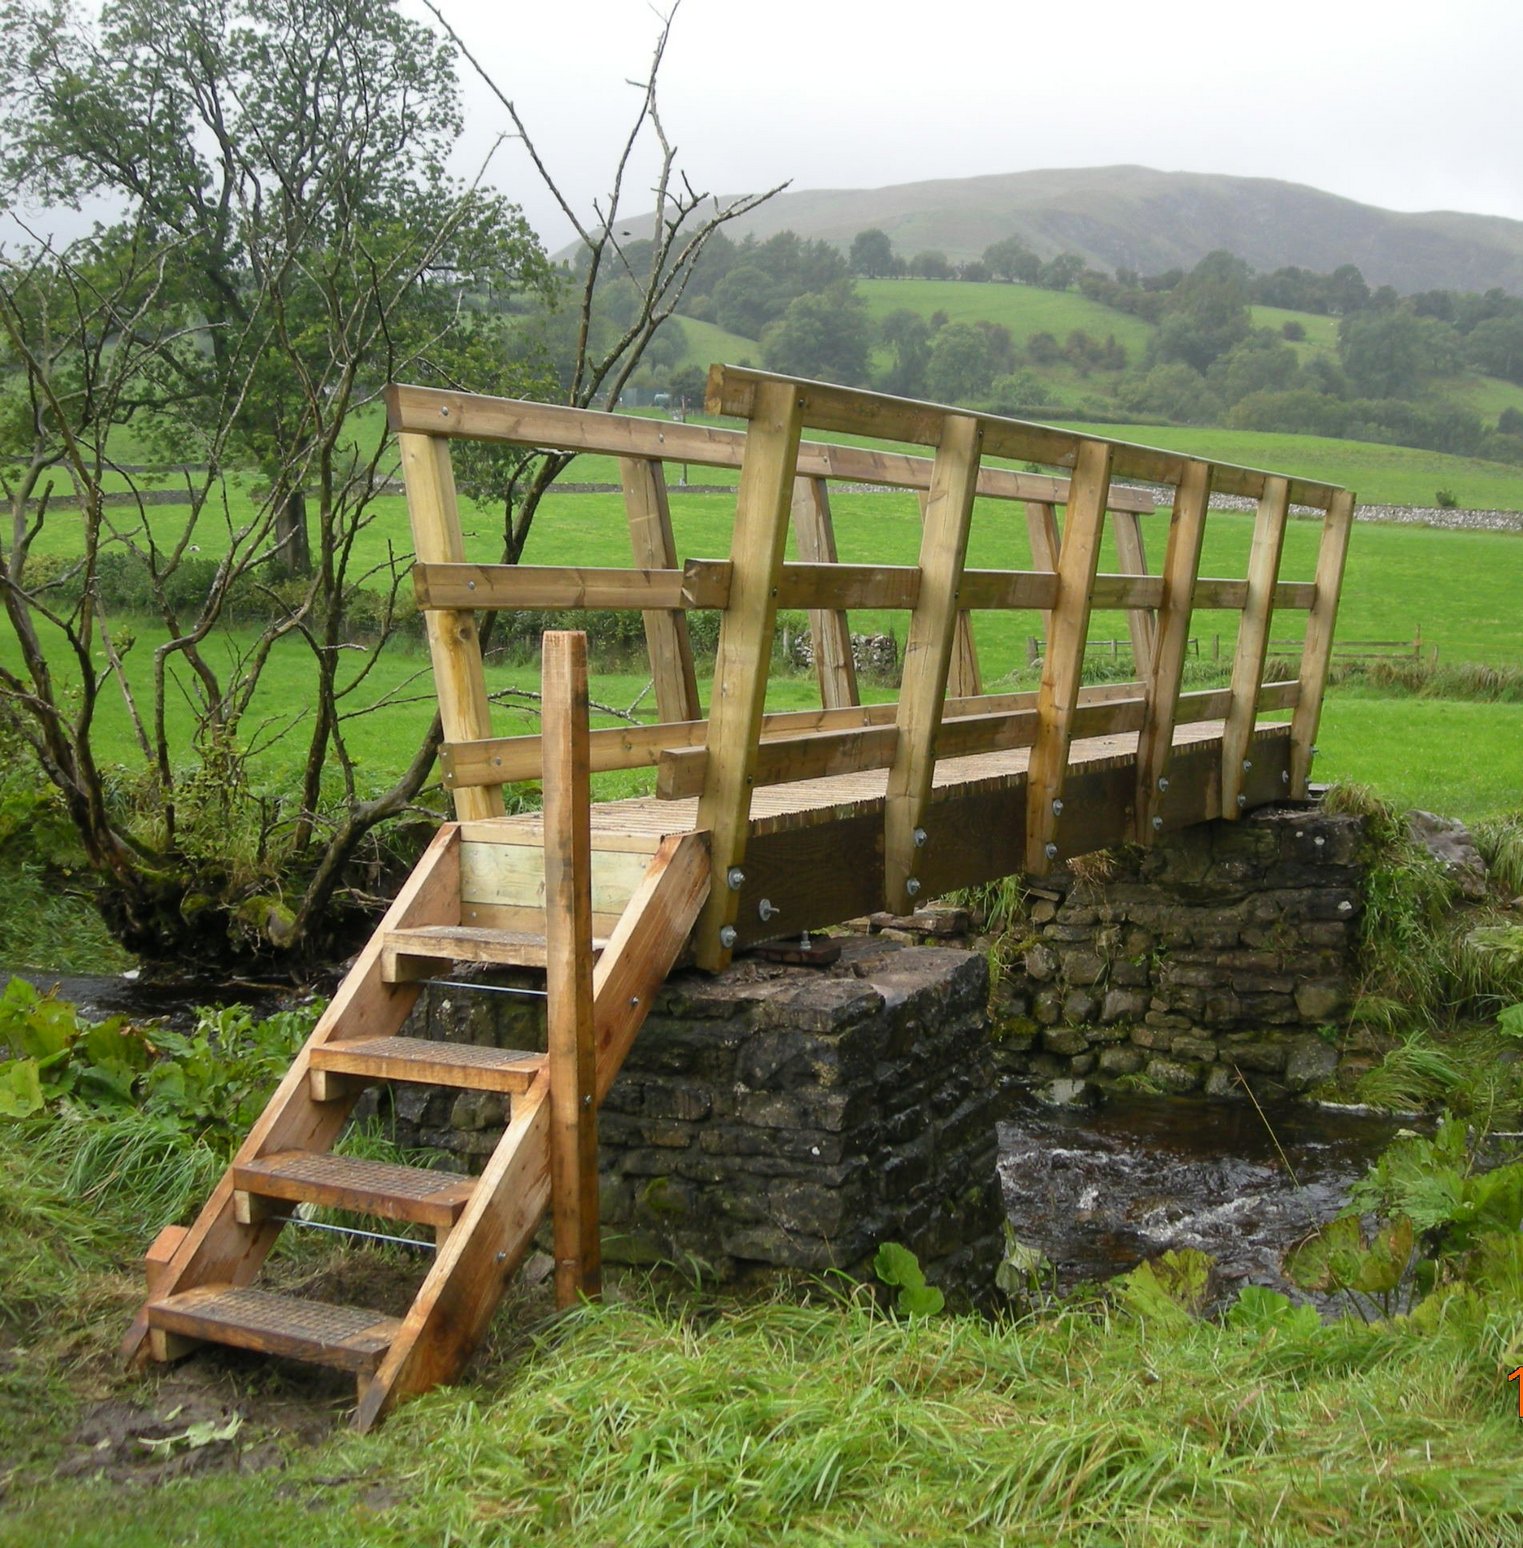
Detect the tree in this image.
<box><xmin>1467</xmin><ymin>315</ymin><xmax>1523</xmax><ymax>385</ymax></box>
<box><xmin>878</xmin><ymin>309</ymin><xmax>932</xmax><ymax>396</ymax></box>
<box><xmin>926</xmin><ymin>323</ymin><xmax>995</xmax><ymax>402</ymax></box>
<box><xmin>1338</xmin><ymin>310</ymin><xmax>1459</xmax><ymax>398</ymax></box>
<box><xmin>1037</xmin><ymin>254</ymin><xmax>1084</xmax><ymax>292</ymax></box>
<box><xmin>0</xmin><ymin>0</ymin><xmax>780</xmax><ymax>967</ymax></box>
<box><xmin>1150</xmin><ymin>250</ymin><xmax>1252</xmax><ymax>372</ymax></box>
<box><xmin>908</xmin><ymin>250</ymin><xmax>952</xmax><ymax>281</ymax></box>
<box><xmin>714</xmin><ymin>264</ymin><xmax>784</xmax><ymax>336</ymax></box>
<box><xmin>849</xmin><ymin>228</ymin><xmax>895</xmax><ymax>278</ymax></box>
<box><xmin>760</xmin><ymin>283</ymin><xmax>870</xmax><ymax>385</ymax></box>
<box><xmin>983</xmin><ymin>237</ymin><xmax>1040</xmax><ymax>284</ymax></box>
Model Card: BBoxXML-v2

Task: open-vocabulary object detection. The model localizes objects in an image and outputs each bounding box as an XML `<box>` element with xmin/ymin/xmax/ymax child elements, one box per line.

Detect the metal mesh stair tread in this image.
<box><xmin>148</xmin><ymin>1285</ymin><xmax>402</xmax><ymax>1373</ymax></box>
<box><xmin>233</xmin><ymin>1150</ymin><xmax>475</xmax><ymax>1227</ymax></box>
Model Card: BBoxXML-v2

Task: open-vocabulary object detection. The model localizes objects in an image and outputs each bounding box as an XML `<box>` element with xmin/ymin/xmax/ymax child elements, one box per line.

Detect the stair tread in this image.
<box><xmin>234</xmin><ymin>1150</ymin><xmax>475</xmax><ymax>1227</ymax></box>
<box><xmin>149</xmin><ymin>1285</ymin><xmax>401</xmax><ymax>1374</ymax></box>
<box><xmin>381</xmin><ymin>923</ymin><xmax>607</xmax><ymax>974</ymax></box>
<box><xmin>310</xmin><ymin>1036</ymin><xmax>545</xmax><ymax>1093</ymax></box>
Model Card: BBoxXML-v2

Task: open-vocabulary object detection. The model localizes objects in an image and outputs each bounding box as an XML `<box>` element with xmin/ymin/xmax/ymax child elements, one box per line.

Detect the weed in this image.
<box><xmin>1474</xmin><ymin>811</ymin><xmax>1523</xmax><ymax>895</ymax></box>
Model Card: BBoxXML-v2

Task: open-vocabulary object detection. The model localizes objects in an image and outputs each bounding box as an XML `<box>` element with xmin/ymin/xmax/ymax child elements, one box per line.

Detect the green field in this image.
<box><xmin>7</xmin><ymin>477</ymin><xmax>1522</xmax><ymax>822</ymax></box>
<box><xmin>856</xmin><ymin>277</ymin><xmax>1155</xmax><ymax>354</ymax></box>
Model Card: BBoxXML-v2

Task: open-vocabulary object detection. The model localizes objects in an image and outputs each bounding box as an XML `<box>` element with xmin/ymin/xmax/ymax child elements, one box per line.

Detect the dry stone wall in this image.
<box><xmin>985</xmin><ymin>807</ymin><xmax>1366</xmax><ymax>1098</ymax></box>
<box><xmin>378</xmin><ymin>935</ymin><xmax>1002</xmax><ymax>1303</ymax></box>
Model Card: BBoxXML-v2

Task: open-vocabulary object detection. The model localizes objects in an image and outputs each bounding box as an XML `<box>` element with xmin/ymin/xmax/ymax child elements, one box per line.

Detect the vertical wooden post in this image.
<box><xmin>1135</xmin><ymin>462</ymin><xmax>1213</xmax><ymax>838</ymax></box>
<box><xmin>1221</xmin><ymin>476</ymin><xmax>1291</xmax><ymax>818</ymax></box>
<box><xmin>1024</xmin><ymin>442</ymin><xmax>1113</xmax><ymax>873</ymax></box>
<box><xmin>693</xmin><ymin>380</ymin><xmax>804</xmax><ymax>969</ymax></box>
<box><xmin>884</xmin><ymin>415</ymin><xmax>983</xmax><ymax>912</ymax></box>
<box><xmin>1113</xmin><ymin>508</ymin><xmax>1156</xmax><ymax>679</ymax></box>
<box><xmin>398</xmin><ymin>432</ymin><xmax>504</xmax><ymax>822</ymax></box>
<box><xmin>1290</xmin><ymin>490</ymin><xmax>1356</xmax><ymax>797</ymax></box>
<box><xmin>790</xmin><ymin>476</ymin><xmax>859</xmax><ymax>709</ymax></box>
<box><xmin>916</xmin><ymin>489</ymin><xmax>981</xmax><ymax>698</ymax></box>
<box><xmin>542</xmin><ymin>631</ymin><xmax>599</xmax><ymax>1307</ymax></box>
<box><xmin>620</xmin><ymin>457</ymin><xmax>702</xmax><ymax>724</ymax></box>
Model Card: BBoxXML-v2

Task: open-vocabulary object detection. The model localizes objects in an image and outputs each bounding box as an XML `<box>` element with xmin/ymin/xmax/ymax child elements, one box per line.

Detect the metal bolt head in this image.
<box><xmin>1281</xmin><ymin>769</ymin><xmax>1290</xmax><ymax>785</ymax></box>
<box><xmin>1243</xmin><ymin>759</ymin><xmax>1253</xmax><ymax>772</ymax></box>
<box><xmin>726</xmin><ymin>866</ymin><xmax>745</xmax><ymax>890</ymax></box>
<box><xmin>1152</xmin><ymin>815</ymin><xmax>1164</xmax><ymax>832</ymax></box>
<box><xmin>1052</xmin><ymin>798</ymin><xmax>1064</xmax><ymax>816</ymax></box>
<box><xmin>1310</xmin><ymin>745</ymin><xmax>1319</xmax><ymax>756</ymax></box>
<box><xmin>905</xmin><ymin>878</ymin><xmax>921</xmax><ymax>897</ymax></box>
<box><xmin>1237</xmin><ymin>794</ymin><xmax>1247</xmax><ymax>809</ymax></box>
<box><xmin>757</xmin><ymin>897</ymin><xmax>778</xmax><ymax>922</ymax></box>
<box><xmin>719</xmin><ymin>926</ymin><xmax>738</xmax><ymax>948</ymax></box>
<box><xmin>1044</xmin><ymin>842</ymin><xmax>1059</xmax><ymax>861</ymax></box>
<box><xmin>913</xmin><ymin>827</ymin><xmax>927</xmax><ymax>848</ymax></box>
<box><xmin>1157</xmin><ymin>776</ymin><xmax>1170</xmax><ymax>793</ymax></box>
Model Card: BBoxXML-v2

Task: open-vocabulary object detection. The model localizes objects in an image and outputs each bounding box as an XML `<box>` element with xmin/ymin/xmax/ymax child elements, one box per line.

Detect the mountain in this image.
<box><xmin>702</xmin><ymin>167</ymin><xmax>1523</xmax><ymax>296</ymax></box>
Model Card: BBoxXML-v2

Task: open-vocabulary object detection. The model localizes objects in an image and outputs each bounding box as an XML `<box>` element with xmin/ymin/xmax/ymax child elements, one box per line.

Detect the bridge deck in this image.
<box><xmin>458</xmin><ymin>718</ymin><xmax>1294</xmax><ymax>951</ymax></box>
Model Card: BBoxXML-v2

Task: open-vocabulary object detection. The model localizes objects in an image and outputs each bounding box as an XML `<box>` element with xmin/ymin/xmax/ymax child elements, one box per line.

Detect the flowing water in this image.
<box><xmin>996</xmin><ymin>1091</ymin><xmax>1408</xmax><ymax>1305</ymax></box>
<box><xmin>10</xmin><ymin>969</ymin><xmax>1405</xmax><ymax>1309</ymax></box>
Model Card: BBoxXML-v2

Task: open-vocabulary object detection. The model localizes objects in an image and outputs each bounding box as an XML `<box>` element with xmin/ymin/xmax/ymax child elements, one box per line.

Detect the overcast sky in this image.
<box><xmin>428</xmin><ymin>0</ymin><xmax>1523</xmax><ymax>248</ymax></box>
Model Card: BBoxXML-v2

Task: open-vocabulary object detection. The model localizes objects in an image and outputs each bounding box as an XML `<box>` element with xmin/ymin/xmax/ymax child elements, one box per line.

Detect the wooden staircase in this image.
<box><xmin>125</xmin><ymin>635</ymin><xmax>710</xmax><ymax>1429</ymax></box>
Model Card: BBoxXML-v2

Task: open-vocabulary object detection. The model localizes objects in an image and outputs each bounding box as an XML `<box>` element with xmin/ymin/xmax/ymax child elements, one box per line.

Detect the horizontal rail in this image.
<box><xmin>439</xmin><ymin>682</ymin><xmax>1150</xmax><ymax>789</ymax></box>
<box><xmin>385</xmin><ymin>384</ymin><xmax>1158</xmax><ymax>513</ymax></box>
<box><xmin>414</xmin><ymin>560</ymin><xmax>731</xmax><ymax>611</ymax></box>
<box><xmin>448</xmin><ymin>677</ymin><xmax>1302</xmax><ymax>800</ymax></box>
<box><xmin>708</xmin><ymin>367</ymin><xmax>1342</xmax><ymax>510</ymax></box>
<box><xmin>412</xmin><ymin>560</ymin><xmax>1317</xmax><ymax>617</ymax></box>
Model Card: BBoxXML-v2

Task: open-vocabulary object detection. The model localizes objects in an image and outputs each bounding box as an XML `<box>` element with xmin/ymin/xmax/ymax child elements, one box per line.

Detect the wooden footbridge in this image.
<box><xmin>128</xmin><ymin>367</ymin><xmax>1354</xmax><ymax>1426</ymax></box>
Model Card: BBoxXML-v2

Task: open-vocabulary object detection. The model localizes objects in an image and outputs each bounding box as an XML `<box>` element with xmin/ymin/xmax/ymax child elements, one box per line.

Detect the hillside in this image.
<box><xmin>699</xmin><ymin>167</ymin><xmax>1523</xmax><ymax>296</ymax></box>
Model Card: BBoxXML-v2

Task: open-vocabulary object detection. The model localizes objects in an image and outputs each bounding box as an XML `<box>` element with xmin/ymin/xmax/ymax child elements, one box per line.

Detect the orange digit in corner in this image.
<box><xmin>1510</xmin><ymin>1367</ymin><xmax>1523</xmax><ymax>1417</ymax></box>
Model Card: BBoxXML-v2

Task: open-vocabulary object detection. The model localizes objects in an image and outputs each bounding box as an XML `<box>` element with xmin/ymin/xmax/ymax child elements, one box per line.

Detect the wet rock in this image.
<box><xmin>1042</xmin><ymin>1026</ymin><xmax>1090</xmax><ymax>1057</ymax></box>
<box><xmin>1282</xmin><ymin>1033</ymin><xmax>1341</xmax><ymax>1093</ymax></box>
<box><xmin>1407</xmin><ymin>810</ymin><xmax>1488</xmax><ymax>901</ymax></box>
<box><xmin>1144</xmin><ymin>1056</ymin><xmax>1203</xmax><ymax>1093</ymax></box>
<box><xmin>1294</xmin><ymin>979</ymin><xmax>1348</xmax><ymax>1022</ymax></box>
<box><xmin>1033</xmin><ymin>1077</ymin><xmax>1101</xmax><ymax>1109</ymax></box>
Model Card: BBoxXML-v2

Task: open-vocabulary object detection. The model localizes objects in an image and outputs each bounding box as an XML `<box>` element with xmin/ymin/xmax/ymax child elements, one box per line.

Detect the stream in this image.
<box><xmin>996</xmin><ymin>1090</ymin><xmax>1407</xmax><ymax>1305</ymax></box>
<box><xmin>7</xmin><ymin>969</ymin><xmax>1403</xmax><ymax>1307</ymax></box>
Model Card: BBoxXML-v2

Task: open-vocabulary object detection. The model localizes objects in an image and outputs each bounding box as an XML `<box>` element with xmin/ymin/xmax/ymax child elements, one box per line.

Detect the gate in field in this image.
<box><xmin>129</xmin><ymin>367</ymin><xmax>1353</xmax><ymax>1426</ymax></box>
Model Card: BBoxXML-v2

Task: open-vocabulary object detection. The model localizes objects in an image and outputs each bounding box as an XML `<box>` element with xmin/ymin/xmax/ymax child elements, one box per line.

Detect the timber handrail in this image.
<box><xmin>388</xmin><ymin>366</ymin><xmax>1354</xmax><ymax>970</ymax></box>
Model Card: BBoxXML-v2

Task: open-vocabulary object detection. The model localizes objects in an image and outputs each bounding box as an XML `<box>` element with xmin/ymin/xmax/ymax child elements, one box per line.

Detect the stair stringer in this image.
<box><xmin>353</xmin><ymin>829</ymin><xmax>711</xmax><ymax>1430</ymax></box>
<box><xmin>123</xmin><ymin>824</ymin><xmax>464</xmax><ymax>1363</ymax></box>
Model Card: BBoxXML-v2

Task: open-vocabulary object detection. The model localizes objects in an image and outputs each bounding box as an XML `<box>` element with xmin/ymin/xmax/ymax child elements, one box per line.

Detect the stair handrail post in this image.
<box><xmin>542</xmin><ymin>629</ymin><xmax>601</xmax><ymax>1306</ymax></box>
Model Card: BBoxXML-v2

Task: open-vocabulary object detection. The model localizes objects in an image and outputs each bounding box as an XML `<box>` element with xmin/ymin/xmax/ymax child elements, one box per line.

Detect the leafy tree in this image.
<box><xmin>908</xmin><ymin>250</ymin><xmax>952</xmax><ymax>281</ymax></box>
<box><xmin>878</xmin><ymin>309</ymin><xmax>932</xmax><ymax>396</ymax></box>
<box><xmin>1467</xmin><ymin>315</ymin><xmax>1523</xmax><ymax>385</ymax></box>
<box><xmin>0</xmin><ymin>0</ymin><xmax>777</xmax><ymax>966</ymax></box>
<box><xmin>926</xmin><ymin>323</ymin><xmax>995</xmax><ymax>402</ymax></box>
<box><xmin>1037</xmin><ymin>254</ymin><xmax>1084</xmax><ymax>292</ymax></box>
<box><xmin>983</xmin><ymin>237</ymin><xmax>1040</xmax><ymax>284</ymax></box>
<box><xmin>1208</xmin><ymin>332</ymin><xmax>1302</xmax><ymax>405</ymax></box>
<box><xmin>760</xmin><ymin>283</ymin><xmax>870</xmax><ymax>385</ymax></box>
<box><xmin>1326</xmin><ymin>264</ymin><xmax>1371</xmax><ymax>316</ymax></box>
<box><xmin>714</xmin><ymin>264</ymin><xmax>785</xmax><ymax>336</ymax></box>
<box><xmin>1120</xmin><ymin>363</ymin><xmax>1222</xmax><ymax>424</ymax></box>
<box><xmin>849</xmin><ymin>228</ymin><xmax>895</xmax><ymax>278</ymax></box>
<box><xmin>1149</xmin><ymin>250</ymin><xmax>1252</xmax><ymax>372</ymax></box>
<box><xmin>1338</xmin><ymin>310</ymin><xmax>1460</xmax><ymax>398</ymax></box>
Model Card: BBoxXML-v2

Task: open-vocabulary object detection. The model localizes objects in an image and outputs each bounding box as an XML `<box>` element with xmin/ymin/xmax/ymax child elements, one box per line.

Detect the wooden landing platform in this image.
<box><xmin>461</xmin><ymin>718</ymin><xmax>1295</xmax><ymax>951</ymax></box>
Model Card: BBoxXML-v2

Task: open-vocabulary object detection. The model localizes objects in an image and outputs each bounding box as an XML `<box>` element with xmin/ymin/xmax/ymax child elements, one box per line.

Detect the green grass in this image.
<box><xmin>857</xmin><ymin>277</ymin><xmax>1155</xmax><ymax>355</ymax></box>
<box><xmin>671</xmin><ymin>316</ymin><xmax>761</xmax><ymax>371</ymax></box>
<box><xmin>1313</xmin><ymin>698</ymin><xmax>1523</xmax><ymax>822</ymax></box>
<box><xmin>5</xmin><ymin>1269</ymin><xmax>1523</xmax><ymax>1546</ymax></box>
<box><xmin>1247</xmin><ymin>305</ymin><xmax>1340</xmax><ymax>357</ymax></box>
